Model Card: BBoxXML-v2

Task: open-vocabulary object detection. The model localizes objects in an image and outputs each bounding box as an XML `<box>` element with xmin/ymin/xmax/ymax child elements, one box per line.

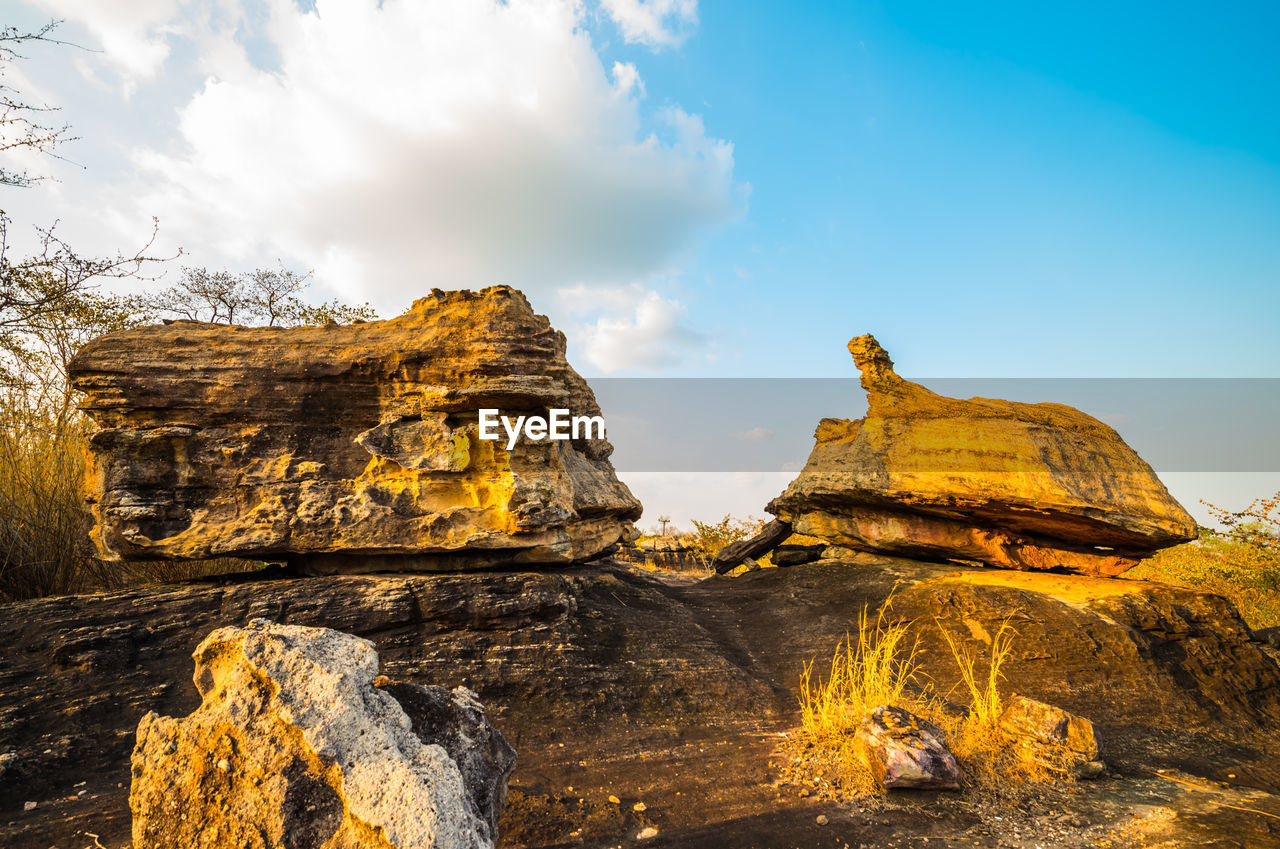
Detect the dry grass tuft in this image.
<box><xmin>784</xmin><ymin>604</ymin><xmax>1069</xmax><ymax>799</ymax></box>
<box><xmin>794</xmin><ymin>599</ymin><xmax>930</xmax><ymax>795</ymax></box>
<box><xmin>933</xmin><ymin>619</ymin><xmax>1057</xmax><ymax>788</ymax></box>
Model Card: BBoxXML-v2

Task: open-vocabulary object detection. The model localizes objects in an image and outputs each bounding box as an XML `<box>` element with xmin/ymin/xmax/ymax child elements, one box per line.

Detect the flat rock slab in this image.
<box><xmin>2</xmin><ymin>560</ymin><xmax>1280</xmax><ymax>847</ymax></box>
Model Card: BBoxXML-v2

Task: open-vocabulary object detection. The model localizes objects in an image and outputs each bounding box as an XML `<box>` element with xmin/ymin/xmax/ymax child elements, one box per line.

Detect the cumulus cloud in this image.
<box><xmin>559</xmin><ymin>283</ymin><xmax>706</xmax><ymax>373</ymax></box>
<box><xmin>601</xmin><ymin>0</ymin><xmax>698</xmax><ymax>48</ymax></box>
<box><xmin>55</xmin><ymin>0</ymin><xmax>739</xmax><ymax>312</ymax></box>
<box><xmin>730</xmin><ymin>426</ymin><xmax>774</xmax><ymax>442</ymax></box>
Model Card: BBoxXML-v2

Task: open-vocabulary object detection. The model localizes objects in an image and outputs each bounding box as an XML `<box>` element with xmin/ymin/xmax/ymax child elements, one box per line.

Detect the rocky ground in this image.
<box><xmin>4</xmin><ymin>558</ymin><xmax>1280</xmax><ymax>848</ymax></box>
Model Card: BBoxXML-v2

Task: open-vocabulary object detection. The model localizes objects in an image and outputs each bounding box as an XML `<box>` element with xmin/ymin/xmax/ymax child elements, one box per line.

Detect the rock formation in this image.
<box><xmin>68</xmin><ymin>286</ymin><xmax>641</xmax><ymax>571</ymax></box>
<box><xmin>856</xmin><ymin>706</ymin><xmax>960</xmax><ymax>790</ymax></box>
<box><xmin>765</xmin><ymin>335</ymin><xmax>1197</xmax><ymax>577</ymax></box>
<box><xmin>998</xmin><ymin>696</ymin><xmax>1104</xmax><ymax>779</ymax></box>
<box><xmin>6</xmin><ymin>561</ymin><xmax>1280</xmax><ymax>847</ymax></box>
<box><xmin>130</xmin><ymin>619</ymin><xmax>515</xmax><ymax>849</ymax></box>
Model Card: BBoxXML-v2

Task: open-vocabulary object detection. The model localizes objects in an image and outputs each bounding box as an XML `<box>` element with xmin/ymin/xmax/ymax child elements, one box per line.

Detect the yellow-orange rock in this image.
<box><xmin>767</xmin><ymin>335</ymin><xmax>1196</xmax><ymax>577</ymax></box>
<box><xmin>69</xmin><ymin>286</ymin><xmax>641</xmax><ymax>571</ymax></box>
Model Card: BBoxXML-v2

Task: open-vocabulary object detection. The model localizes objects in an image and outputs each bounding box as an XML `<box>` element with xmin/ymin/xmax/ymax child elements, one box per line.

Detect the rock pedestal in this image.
<box><xmin>767</xmin><ymin>335</ymin><xmax>1197</xmax><ymax>577</ymax></box>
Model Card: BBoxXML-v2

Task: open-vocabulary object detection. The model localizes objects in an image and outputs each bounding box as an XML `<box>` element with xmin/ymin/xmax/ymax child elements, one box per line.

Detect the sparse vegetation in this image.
<box><xmin>794</xmin><ymin>600</ymin><xmax>929</xmax><ymax>795</ymax></box>
<box><xmin>784</xmin><ymin>599</ymin><xmax>1065</xmax><ymax>798</ymax></box>
<box><xmin>933</xmin><ymin>620</ymin><xmax>1034</xmax><ymax>787</ymax></box>
<box><xmin>688</xmin><ymin>513</ymin><xmax>766</xmax><ymax>557</ymax></box>
<box><xmin>1126</xmin><ymin>493</ymin><xmax>1280</xmax><ymax>630</ymax></box>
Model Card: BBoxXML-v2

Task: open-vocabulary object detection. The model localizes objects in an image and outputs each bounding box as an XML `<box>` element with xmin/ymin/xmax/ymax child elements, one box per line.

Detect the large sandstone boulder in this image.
<box><xmin>767</xmin><ymin>335</ymin><xmax>1197</xmax><ymax>576</ymax></box>
<box><xmin>130</xmin><ymin>619</ymin><xmax>515</xmax><ymax>849</ymax></box>
<box><xmin>69</xmin><ymin>286</ymin><xmax>641</xmax><ymax>571</ymax></box>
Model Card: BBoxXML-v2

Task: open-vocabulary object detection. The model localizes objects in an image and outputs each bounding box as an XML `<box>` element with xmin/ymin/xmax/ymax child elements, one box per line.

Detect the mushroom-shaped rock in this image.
<box><xmin>767</xmin><ymin>335</ymin><xmax>1196</xmax><ymax>577</ymax></box>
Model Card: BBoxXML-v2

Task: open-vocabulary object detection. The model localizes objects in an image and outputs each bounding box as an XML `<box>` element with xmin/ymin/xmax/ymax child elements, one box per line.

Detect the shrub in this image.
<box><xmin>1126</xmin><ymin>528</ymin><xmax>1280</xmax><ymax>630</ymax></box>
<box><xmin>688</xmin><ymin>514</ymin><xmax>766</xmax><ymax>560</ymax></box>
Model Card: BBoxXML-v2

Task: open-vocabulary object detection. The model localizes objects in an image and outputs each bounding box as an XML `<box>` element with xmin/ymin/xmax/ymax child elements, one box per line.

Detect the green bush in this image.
<box><xmin>688</xmin><ymin>514</ymin><xmax>767</xmax><ymax>561</ymax></box>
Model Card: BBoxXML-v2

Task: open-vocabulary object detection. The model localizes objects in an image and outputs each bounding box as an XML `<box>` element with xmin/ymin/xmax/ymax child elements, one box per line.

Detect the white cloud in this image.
<box><xmin>28</xmin><ymin>0</ymin><xmax>181</xmax><ymax>86</ymax></box>
<box><xmin>730</xmin><ymin>426</ymin><xmax>774</xmax><ymax>442</ymax></box>
<box><xmin>559</xmin><ymin>283</ymin><xmax>706</xmax><ymax>373</ymax></box>
<box><xmin>35</xmin><ymin>0</ymin><xmax>737</xmax><ymax>313</ymax></box>
<box><xmin>601</xmin><ymin>0</ymin><xmax>698</xmax><ymax>48</ymax></box>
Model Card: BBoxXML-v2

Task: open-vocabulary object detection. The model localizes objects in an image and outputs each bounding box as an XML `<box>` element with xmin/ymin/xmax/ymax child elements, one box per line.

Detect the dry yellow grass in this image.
<box><xmin>933</xmin><ymin>619</ymin><xmax>1054</xmax><ymax>787</ymax></box>
<box><xmin>796</xmin><ymin>599</ymin><xmax>930</xmax><ymax>795</ymax></box>
<box><xmin>788</xmin><ymin>604</ymin><xmax>1064</xmax><ymax>797</ymax></box>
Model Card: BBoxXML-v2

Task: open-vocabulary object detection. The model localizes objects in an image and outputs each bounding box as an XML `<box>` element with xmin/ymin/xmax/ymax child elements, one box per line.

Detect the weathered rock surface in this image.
<box><xmin>856</xmin><ymin>706</ymin><xmax>960</xmax><ymax>790</ymax></box>
<box><xmin>999</xmin><ymin>695</ymin><xmax>1104</xmax><ymax>779</ymax></box>
<box><xmin>131</xmin><ymin>620</ymin><xmax>514</xmax><ymax>849</ymax></box>
<box><xmin>68</xmin><ymin>286</ymin><xmax>641</xmax><ymax>570</ymax></box>
<box><xmin>4</xmin><ymin>560</ymin><xmax>1280</xmax><ymax>847</ymax></box>
<box><xmin>767</xmin><ymin>335</ymin><xmax>1197</xmax><ymax>576</ymax></box>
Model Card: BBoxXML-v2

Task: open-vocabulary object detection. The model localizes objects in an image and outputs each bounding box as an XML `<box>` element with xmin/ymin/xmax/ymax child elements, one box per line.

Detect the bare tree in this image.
<box><xmin>129</xmin><ymin>265</ymin><xmax>377</xmax><ymax>328</ymax></box>
<box><xmin>0</xmin><ymin>20</ymin><xmax>77</xmax><ymax>188</ymax></box>
<box><xmin>0</xmin><ymin>18</ymin><xmax>174</xmax><ymax>349</ymax></box>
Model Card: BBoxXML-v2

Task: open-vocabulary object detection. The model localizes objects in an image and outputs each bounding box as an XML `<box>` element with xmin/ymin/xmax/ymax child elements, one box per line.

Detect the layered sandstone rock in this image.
<box><xmin>130</xmin><ymin>620</ymin><xmax>515</xmax><ymax>849</ymax></box>
<box><xmin>7</xmin><ymin>561</ymin><xmax>1280</xmax><ymax>847</ymax></box>
<box><xmin>69</xmin><ymin>286</ymin><xmax>641</xmax><ymax>571</ymax></box>
<box><xmin>766</xmin><ymin>335</ymin><xmax>1197</xmax><ymax>577</ymax></box>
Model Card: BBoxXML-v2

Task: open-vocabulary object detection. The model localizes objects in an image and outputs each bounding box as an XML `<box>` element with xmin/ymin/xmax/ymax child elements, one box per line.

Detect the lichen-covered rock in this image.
<box><xmin>130</xmin><ymin>619</ymin><xmax>515</xmax><ymax>849</ymax></box>
<box><xmin>856</xmin><ymin>705</ymin><xmax>960</xmax><ymax>790</ymax></box>
<box><xmin>998</xmin><ymin>695</ymin><xmax>1104</xmax><ymax>779</ymax></box>
<box><xmin>69</xmin><ymin>286</ymin><xmax>641</xmax><ymax>571</ymax></box>
<box><xmin>767</xmin><ymin>335</ymin><xmax>1197</xmax><ymax>576</ymax></box>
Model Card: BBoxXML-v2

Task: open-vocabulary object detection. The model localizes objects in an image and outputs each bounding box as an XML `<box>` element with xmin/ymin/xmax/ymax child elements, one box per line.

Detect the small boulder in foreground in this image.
<box><xmin>130</xmin><ymin>620</ymin><xmax>515</xmax><ymax>849</ymax></box>
<box><xmin>999</xmin><ymin>695</ymin><xmax>1104</xmax><ymax>779</ymax></box>
<box><xmin>856</xmin><ymin>705</ymin><xmax>961</xmax><ymax>790</ymax></box>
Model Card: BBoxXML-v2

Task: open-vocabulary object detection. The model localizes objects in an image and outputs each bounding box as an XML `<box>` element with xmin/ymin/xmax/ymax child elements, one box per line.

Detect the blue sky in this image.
<box><xmin>599</xmin><ymin>1</ymin><xmax>1280</xmax><ymax>378</ymax></box>
<box><xmin>4</xmin><ymin>0</ymin><xmax>1277</xmax><ymax>523</ymax></box>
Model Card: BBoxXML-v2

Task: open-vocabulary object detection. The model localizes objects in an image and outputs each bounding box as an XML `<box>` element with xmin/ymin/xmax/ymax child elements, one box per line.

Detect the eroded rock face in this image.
<box><xmin>5</xmin><ymin>561</ymin><xmax>1280</xmax><ymax>847</ymax></box>
<box><xmin>130</xmin><ymin>620</ymin><xmax>515</xmax><ymax>849</ymax></box>
<box><xmin>69</xmin><ymin>286</ymin><xmax>641</xmax><ymax>570</ymax></box>
<box><xmin>767</xmin><ymin>335</ymin><xmax>1197</xmax><ymax>576</ymax></box>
